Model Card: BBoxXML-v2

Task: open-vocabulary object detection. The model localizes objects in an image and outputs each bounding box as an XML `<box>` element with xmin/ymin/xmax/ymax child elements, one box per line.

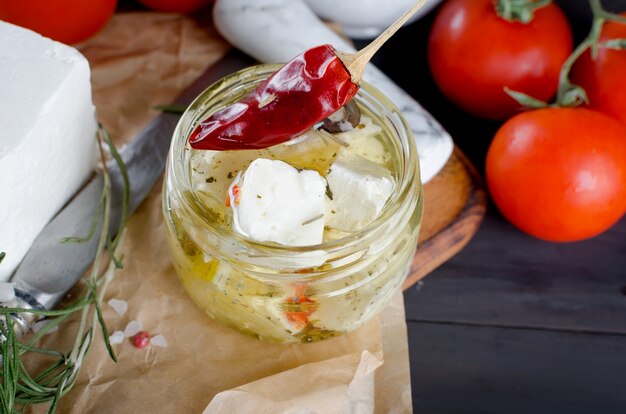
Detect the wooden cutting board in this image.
<box><xmin>81</xmin><ymin>13</ymin><xmax>487</xmax><ymax>292</ymax></box>
<box><xmin>404</xmin><ymin>148</ymin><xmax>487</xmax><ymax>289</ymax></box>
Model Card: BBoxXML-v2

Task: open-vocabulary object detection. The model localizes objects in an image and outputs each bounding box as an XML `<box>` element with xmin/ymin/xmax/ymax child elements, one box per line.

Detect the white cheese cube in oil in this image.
<box><xmin>171</xmin><ymin>99</ymin><xmax>415</xmax><ymax>341</ymax></box>
<box><xmin>190</xmin><ymin>129</ymin><xmax>340</xmax><ymax>220</ymax></box>
<box><xmin>188</xmin><ymin>115</ymin><xmax>397</xmax><ymax>242</ymax></box>
<box><xmin>191</xmin><ymin>148</ymin><xmax>270</xmax><ymax>219</ymax></box>
<box><xmin>325</xmin><ymin>152</ymin><xmax>395</xmax><ymax>232</ymax></box>
<box><xmin>230</xmin><ymin>158</ymin><xmax>326</xmax><ymax>246</ymax></box>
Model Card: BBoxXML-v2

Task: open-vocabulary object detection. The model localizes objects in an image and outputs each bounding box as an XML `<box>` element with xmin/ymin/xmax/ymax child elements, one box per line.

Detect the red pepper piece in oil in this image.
<box><xmin>189</xmin><ymin>44</ymin><xmax>358</xmax><ymax>151</ymax></box>
<box><xmin>283</xmin><ymin>283</ymin><xmax>317</xmax><ymax>330</ymax></box>
<box><xmin>225</xmin><ymin>184</ymin><xmax>241</xmax><ymax>207</ymax></box>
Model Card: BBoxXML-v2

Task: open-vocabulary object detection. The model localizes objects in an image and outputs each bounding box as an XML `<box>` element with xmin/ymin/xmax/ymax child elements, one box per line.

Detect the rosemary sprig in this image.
<box><xmin>0</xmin><ymin>126</ymin><xmax>129</xmax><ymax>413</ymax></box>
<box><xmin>101</xmin><ymin>125</ymin><xmax>130</xmax><ymax>269</ymax></box>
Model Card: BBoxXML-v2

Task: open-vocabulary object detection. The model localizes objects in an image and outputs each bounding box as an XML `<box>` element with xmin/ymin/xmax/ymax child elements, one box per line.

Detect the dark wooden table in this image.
<box><xmin>358</xmin><ymin>1</ymin><xmax>626</xmax><ymax>412</ymax></box>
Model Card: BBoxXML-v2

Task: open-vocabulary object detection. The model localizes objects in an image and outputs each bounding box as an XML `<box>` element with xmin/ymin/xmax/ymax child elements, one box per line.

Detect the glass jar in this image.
<box><xmin>162</xmin><ymin>64</ymin><xmax>423</xmax><ymax>343</ymax></box>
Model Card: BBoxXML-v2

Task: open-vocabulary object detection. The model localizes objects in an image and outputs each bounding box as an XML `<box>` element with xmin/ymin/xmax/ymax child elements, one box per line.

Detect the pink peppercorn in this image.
<box><xmin>132</xmin><ymin>331</ymin><xmax>150</xmax><ymax>348</ymax></box>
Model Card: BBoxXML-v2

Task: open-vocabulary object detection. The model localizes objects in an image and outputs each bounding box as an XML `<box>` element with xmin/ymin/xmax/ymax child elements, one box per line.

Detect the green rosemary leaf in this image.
<box><xmin>37</xmin><ymin>366</ymin><xmax>67</xmax><ymax>388</ymax></box>
<box><xmin>15</xmin><ymin>341</ymin><xmax>64</xmax><ymax>359</ymax></box>
<box><xmin>101</xmin><ymin>125</ymin><xmax>129</xmax><ymax>268</ymax></box>
<box><xmin>60</xmin><ymin>195</ymin><xmax>104</xmax><ymax>244</ymax></box>
<box><xmin>47</xmin><ymin>375</ymin><xmax>66</xmax><ymax>414</ymax></box>
<box><xmin>1</xmin><ymin>324</ymin><xmax>11</xmax><ymax>413</ymax></box>
<box><xmin>16</xmin><ymin>366</ymin><xmax>56</xmax><ymax>395</ymax></box>
<box><xmin>33</xmin><ymin>360</ymin><xmax>64</xmax><ymax>384</ymax></box>
<box><xmin>94</xmin><ymin>300</ymin><xmax>117</xmax><ymax>363</ymax></box>
<box><xmin>2</xmin><ymin>318</ymin><xmax>18</xmax><ymax>413</ymax></box>
<box><xmin>26</xmin><ymin>313</ymin><xmax>73</xmax><ymax>346</ymax></box>
<box><xmin>36</xmin><ymin>364</ymin><xmax>67</xmax><ymax>388</ymax></box>
<box><xmin>0</xmin><ymin>251</ymin><xmax>5</xmax><ymax>264</ymax></box>
<box><xmin>0</xmin><ymin>296</ymin><xmax>91</xmax><ymax>317</ymax></box>
<box><xmin>18</xmin><ymin>364</ymin><xmax>56</xmax><ymax>395</ymax></box>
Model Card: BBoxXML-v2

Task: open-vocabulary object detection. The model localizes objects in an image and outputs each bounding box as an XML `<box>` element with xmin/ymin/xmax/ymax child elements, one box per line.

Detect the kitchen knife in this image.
<box><xmin>2</xmin><ymin>49</ymin><xmax>254</xmax><ymax>335</ymax></box>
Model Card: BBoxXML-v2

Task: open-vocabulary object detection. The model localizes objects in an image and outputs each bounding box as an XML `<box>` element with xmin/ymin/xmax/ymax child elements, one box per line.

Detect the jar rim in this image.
<box><xmin>166</xmin><ymin>63</ymin><xmax>421</xmax><ymax>257</ymax></box>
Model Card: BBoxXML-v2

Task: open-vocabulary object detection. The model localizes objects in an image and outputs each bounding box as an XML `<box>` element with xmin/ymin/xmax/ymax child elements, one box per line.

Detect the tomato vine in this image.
<box><xmin>507</xmin><ymin>0</ymin><xmax>626</xmax><ymax>108</ymax></box>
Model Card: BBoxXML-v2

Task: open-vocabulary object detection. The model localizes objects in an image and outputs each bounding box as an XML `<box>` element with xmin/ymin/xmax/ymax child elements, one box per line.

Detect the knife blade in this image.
<box><xmin>6</xmin><ymin>49</ymin><xmax>254</xmax><ymax>321</ymax></box>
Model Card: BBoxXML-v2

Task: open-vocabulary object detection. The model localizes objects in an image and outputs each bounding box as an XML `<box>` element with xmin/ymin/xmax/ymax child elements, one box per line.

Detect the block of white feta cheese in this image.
<box><xmin>229</xmin><ymin>158</ymin><xmax>326</xmax><ymax>246</ymax></box>
<box><xmin>325</xmin><ymin>152</ymin><xmax>395</xmax><ymax>232</ymax></box>
<box><xmin>0</xmin><ymin>22</ymin><xmax>97</xmax><ymax>281</ymax></box>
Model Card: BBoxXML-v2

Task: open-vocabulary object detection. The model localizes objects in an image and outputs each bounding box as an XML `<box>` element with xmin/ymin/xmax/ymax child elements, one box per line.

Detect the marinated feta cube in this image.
<box><xmin>191</xmin><ymin>148</ymin><xmax>269</xmax><ymax>219</ymax></box>
<box><xmin>230</xmin><ymin>158</ymin><xmax>326</xmax><ymax>246</ymax></box>
<box><xmin>325</xmin><ymin>152</ymin><xmax>395</xmax><ymax>232</ymax></box>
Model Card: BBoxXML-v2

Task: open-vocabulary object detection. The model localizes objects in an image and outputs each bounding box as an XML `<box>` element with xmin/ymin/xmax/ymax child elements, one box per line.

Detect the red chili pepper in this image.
<box><xmin>189</xmin><ymin>44</ymin><xmax>358</xmax><ymax>151</ymax></box>
<box><xmin>225</xmin><ymin>185</ymin><xmax>241</xmax><ymax>207</ymax></box>
<box><xmin>132</xmin><ymin>331</ymin><xmax>150</xmax><ymax>349</ymax></box>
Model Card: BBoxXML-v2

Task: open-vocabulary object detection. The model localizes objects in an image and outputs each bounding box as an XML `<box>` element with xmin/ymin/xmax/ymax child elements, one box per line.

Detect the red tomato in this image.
<box><xmin>428</xmin><ymin>0</ymin><xmax>573</xmax><ymax>120</ymax></box>
<box><xmin>571</xmin><ymin>14</ymin><xmax>626</xmax><ymax>126</ymax></box>
<box><xmin>138</xmin><ymin>0</ymin><xmax>213</xmax><ymax>13</ymax></box>
<box><xmin>0</xmin><ymin>0</ymin><xmax>117</xmax><ymax>44</ymax></box>
<box><xmin>486</xmin><ymin>108</ymin><xmax>626</xmax><ymax>242</ymax></box>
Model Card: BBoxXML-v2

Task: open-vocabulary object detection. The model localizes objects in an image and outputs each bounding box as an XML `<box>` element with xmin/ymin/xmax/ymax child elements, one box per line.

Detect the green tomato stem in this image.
<box><xmin>507</xmin><ymin>0</ymin><xmax>626</xmax><ymax>108</ymax></box>
<box><xmin>589</xmin><ymin>0</ymin><xmax>626</xmax><ymax>58</ymax></box>
<box><xmin>554</xmin><ymin>0</ymin><xmax>626</xmax><ymax>106</ymax></box>
<box><xmin>494</xmin><ymin>0</ymin><xmax>552</xmax><ymax>23</ymax></box>
<box><xmin>590</xmin><ymin>0</ymin><xmax>626</xmax><ymax>23</ymax></box>
<box><xmin>556</xmin><ymin>38</ymin><xmax>592</xmax><ymax>105</ymax></box>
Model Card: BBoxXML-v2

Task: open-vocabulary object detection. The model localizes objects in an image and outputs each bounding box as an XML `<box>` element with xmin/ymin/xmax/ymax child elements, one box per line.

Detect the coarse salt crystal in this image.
<box><xmin>109</xmin><ymin>330</ymin><xmax>125</xmax><ymax>345</ymax></box>
<box><xmin>150</xmin><ymin>334</ymin><xmax>168</xmax><ymax>348</ymax></box>
<box><xmin>0</xmin><ymin>281</ymin><xmax>15</xmax><ymax>302</ymax></box>
<box><xmin>107</xmin><ymin>298</ymin><xmax>128</xmax><ymax>316</ymax></box>
<box><xmin>123</xmin><ymin>320</ymin><xmax>143</xmax><ymax>337</ymax></box>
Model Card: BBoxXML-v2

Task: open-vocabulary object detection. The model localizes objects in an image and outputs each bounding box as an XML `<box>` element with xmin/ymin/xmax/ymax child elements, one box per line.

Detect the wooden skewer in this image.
<box><xmin>336</xmin><ymin>0</ymin><xmax>429</xmax><ymax>84</ymax></box>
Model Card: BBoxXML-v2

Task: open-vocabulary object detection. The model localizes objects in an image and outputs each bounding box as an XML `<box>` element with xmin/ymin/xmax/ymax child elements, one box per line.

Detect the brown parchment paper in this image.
<box><xmin>31</xmin><ymin>13</ymin><xmax>412</xmax><ymax>413</ymax></box>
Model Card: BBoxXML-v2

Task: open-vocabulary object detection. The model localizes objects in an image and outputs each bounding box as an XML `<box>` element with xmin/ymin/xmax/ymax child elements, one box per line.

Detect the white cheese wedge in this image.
<box><xmin>0</xmin><ymin>22</ymin><xmax>97</xmax><ymax>281</ymax></box>
<box><xmin>230</xmin><ymin>158</ymin><xmax>326</xmax><ymax>246</ymax></box>
<box><xmin>325</xmin><ymin>152</ymin><xmax>395</xmax><ymax>232</ymax></box>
